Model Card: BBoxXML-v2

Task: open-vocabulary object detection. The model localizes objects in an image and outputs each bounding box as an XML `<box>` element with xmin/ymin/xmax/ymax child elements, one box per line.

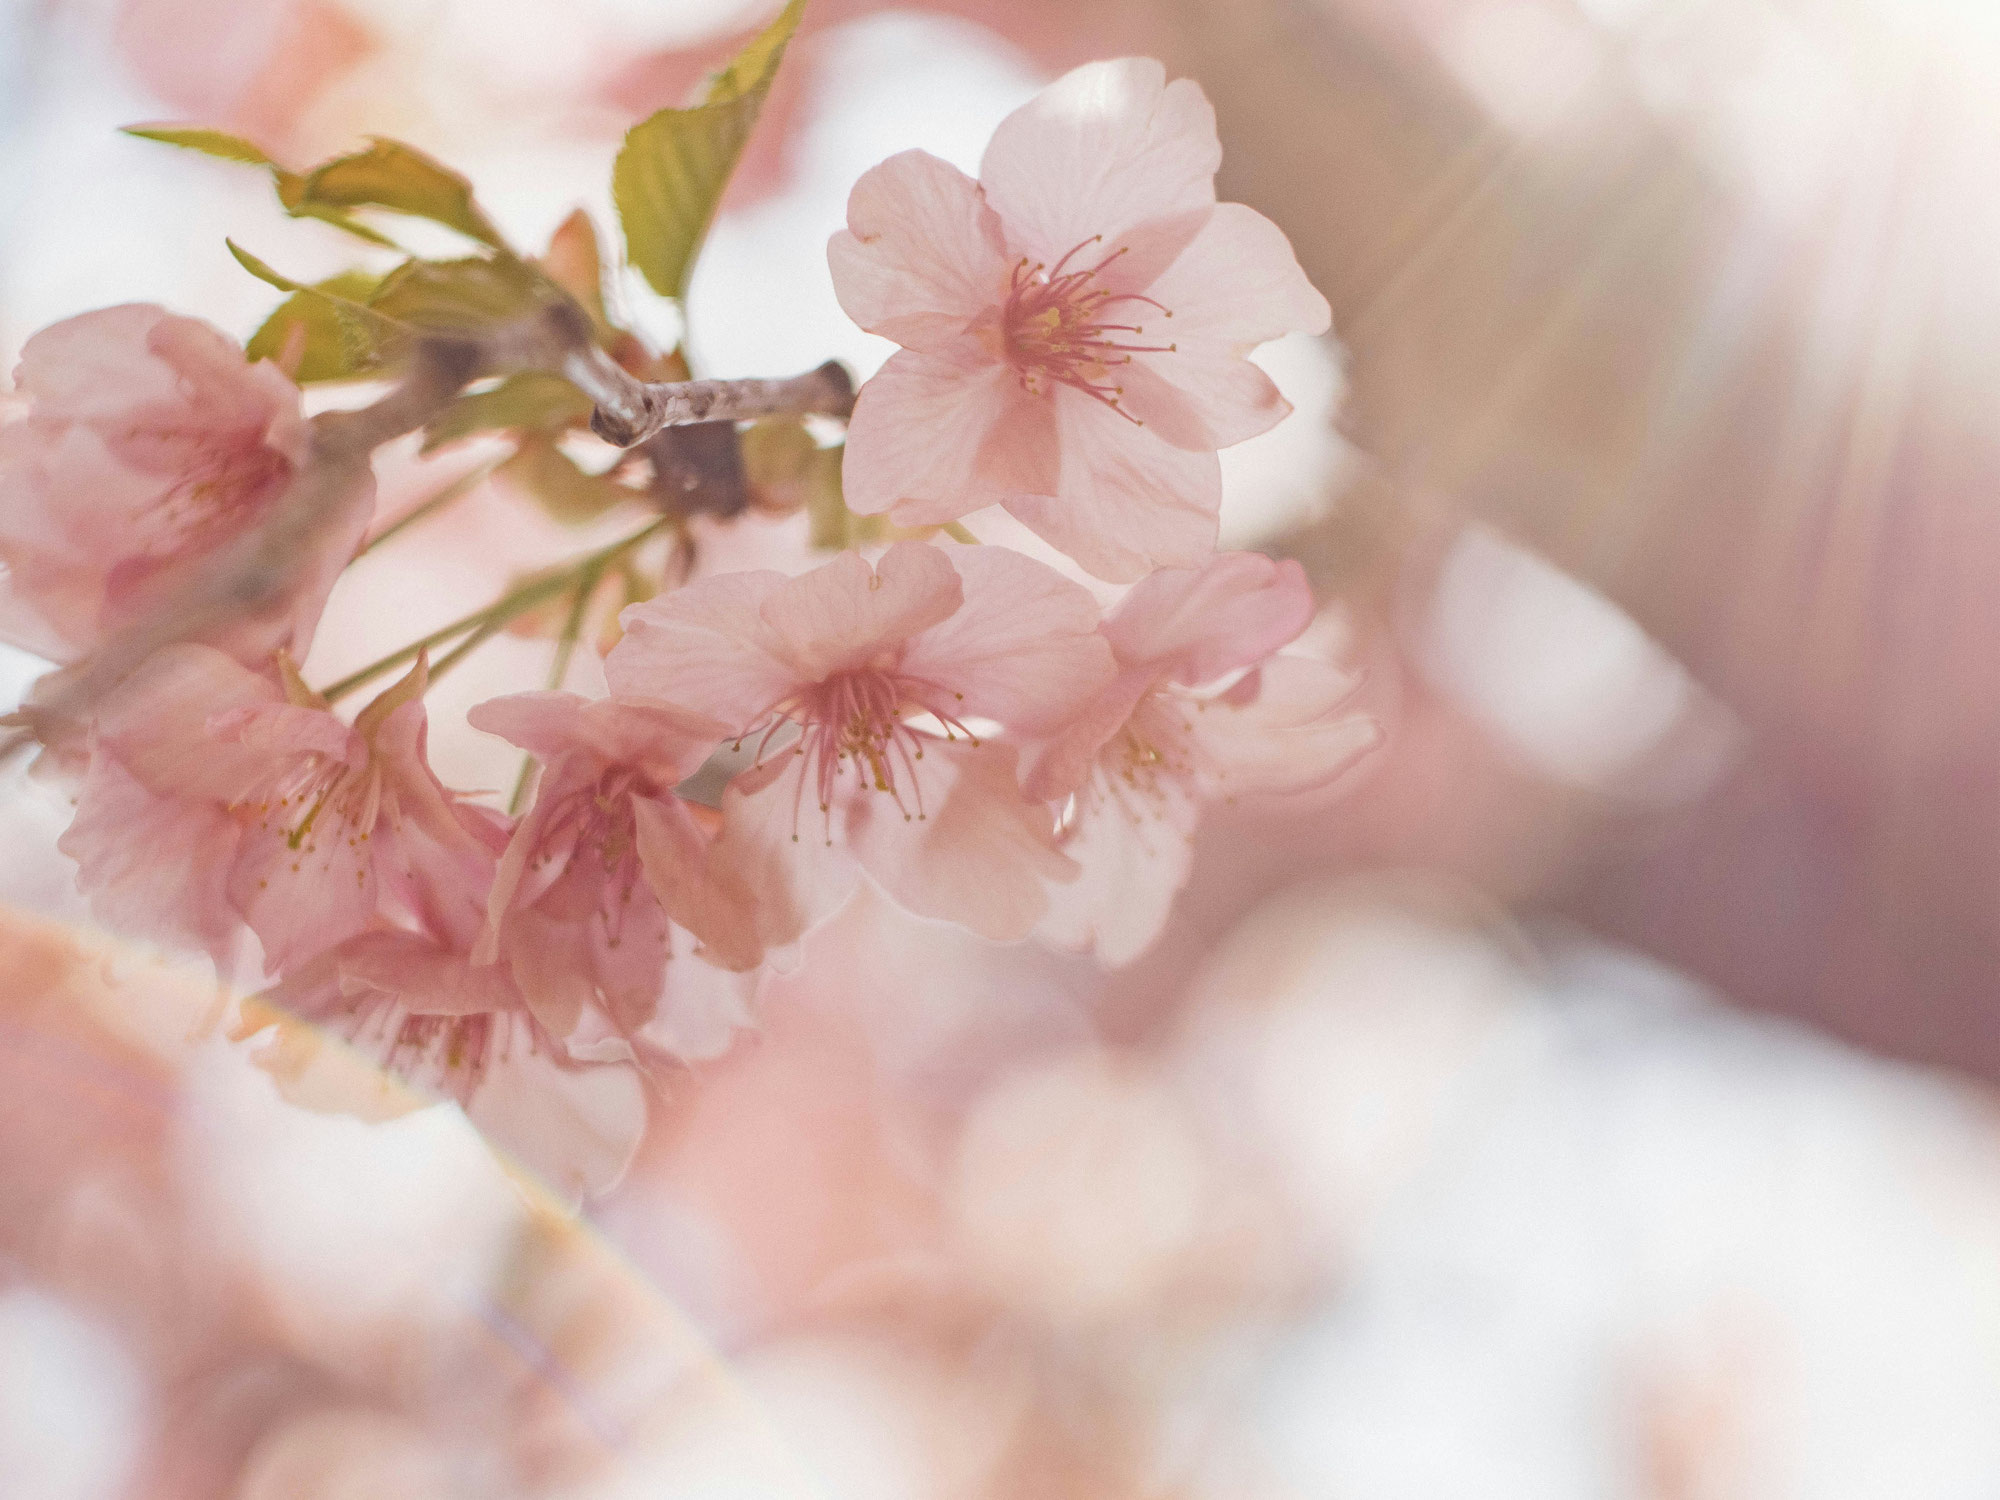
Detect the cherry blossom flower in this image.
<box><xmin>239</xmin><ymin>928</ymin><xmax>646</xmax><ymax>1204</ymax></box>
<box><xmin>829</xmin><ymin>57</ymin><xmax>1331</xmax><ymax>582</ymax></box>
<box><xmin>0</xmin><ymin>304</ymin><xmax>366</xmax><ymax>665</ymax></box>
<box><xmin>59</xmin><ymin>644</ymin><xmax>499</xmax><ymax>972</ymax></box>
<box><xmin>466</xmin><ymin>690</ymin><xmax>762</xmax><ymax>1046</ymax></box>
<box><xmin>604</xmin><ymin>541</ymin><xmax>1116</xmax><ymax>946</ymax></box>
<box><xmin>1026</xmin><ymin>553</ymin><xmax>1378</xmax><ymax>965</ymax></box>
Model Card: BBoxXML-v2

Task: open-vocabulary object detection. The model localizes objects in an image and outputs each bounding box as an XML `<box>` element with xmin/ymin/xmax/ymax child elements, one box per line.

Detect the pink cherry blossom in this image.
<box><xmin>829</xmin><ymin>58</ymin><xmax>1331</xmax><ymax>582</ymax></box>
<box><xmin>466</xmin><ymin>690</ymin><xmax>762</xmax><ymax>1045</ymax></box>
<box><xmin>240</xmin><ymin>928</ymin><xmax>647</xmax><ymax>1204</ymax></box>
<box><xmin>0</xmin><ymin>304</ymin><xmax>367</xmax><ymax>665</ymax></box>
<box><xmin>59</xmin><ymin>644</ymin><xmax>500</xmax><ymax>973</ymax></box>
<box><xmin>1027</xmin><ymin>553</ymin><xmax>1378</xmax><ymax>965</ymax></box>
<box><xmin>604</xmin><ymin>541</ymin><xmax>1117</xmax><ymax>946</ymax></box>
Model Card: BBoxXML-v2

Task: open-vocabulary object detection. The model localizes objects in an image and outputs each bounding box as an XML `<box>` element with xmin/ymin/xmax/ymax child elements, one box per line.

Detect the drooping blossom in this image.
<box><xmin>59</xmin><ymin>644</ymin><xmax>500</xmax><ymax>972</ymax></box>
<box><xmin>0</xmin><ymin>304</ymin><xmax>367</xmax><ymax>665</ymax></box>
<box><xmin>467</xmin><ymin>690</ymin><xmax>762</xmax><ymax>1046</ymax></box>
<box><xmin>1027</xmin><ymin>552</ymin><xmax>1378</xmax><ymax>965</ymax></box>
<box><xmin>238</xmin><ymin>928</ymin><xmax>646</xmax><ymax>1204</ymax></box>
<box><xmin>604</xmin><ymin>541</ymin><xmax>1117</xmax><ymax>946</ymax></box>
<box><xmin>829</xmin><ymin>57</ymin><xmax>1331</xmax><ymax>582</ymax></box>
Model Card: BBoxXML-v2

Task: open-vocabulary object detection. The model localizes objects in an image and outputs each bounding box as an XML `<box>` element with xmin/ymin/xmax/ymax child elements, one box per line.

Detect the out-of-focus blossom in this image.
<box><xmin>59</xmin><ymin>646</ymin><xmax>497</xmax><ymax>972</ymax></box>
<box><xmin>831</xmin><ymin>58</ymin><xmax>1331</xmax><ymax>581</ymax></box>
<box><xmin>1029</xmin><ymin>553</ymin><xmax>1376</xmax><ymax>964</ymax></box>
<box><xmin>605</xmin><ymin>541</ymin><xmax>1114</xmax><ymax>945</ymax></box>
<box><xmin>114</xmin><ymin>0</ymin><xmax>377</xmax><ymax>153</ymax></box>
<box><xmin>468</xmin><ymin>691</ymin><xmax>761</xmax><ymax>1048</ymax></box>
<box><xmin>240</xmin><ymin>927</ymin><xmax>646</xmax><ymax>1204</ymax></box>
<box><xmin>0</xmin><ymin>306</ymin><xmax>358</xmax><ymax>668</ymax></box>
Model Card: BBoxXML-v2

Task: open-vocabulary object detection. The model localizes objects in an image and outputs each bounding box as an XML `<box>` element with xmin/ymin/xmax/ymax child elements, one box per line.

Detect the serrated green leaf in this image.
<box><xmin>501</xmin><ymin>438</ymin><xmax>635</xmax><ymax>524</ymax></box>
<box><xmin>423</xmin><ymin>372</ymin><xmax>594</xmax><ymax>452</ymax></box>
<box><xmin>126</xmin><ymin>124</ymin><xmax>401</xmax><ymax>247</ymax></box>
<box><xmin>229</xmin><ymin>241</ymin><xmax>403</xmax><ymax>379</ymax></box>
<box><xmin>612</xmin><ymin>0</ymin><xmax>805</xmax><ymax>300</ymax></box>
<box><xmin>702</xmin><ymin>0</ymin><xmax>805</xmax><ymax>102</ymax></box>
<box><xmin>300</xmin><ymin>139</ymin><xmax>507</xmax><ymax>250</ymax></box>
<box><xmin>246</xmin><ymin>270</ymin><xmax>388</xmax><ymax>383</ymax></box>
<box><xmin>367</xmin><ymin>255</ymin><xmax>554</xmax><ymax>333</ymax></box>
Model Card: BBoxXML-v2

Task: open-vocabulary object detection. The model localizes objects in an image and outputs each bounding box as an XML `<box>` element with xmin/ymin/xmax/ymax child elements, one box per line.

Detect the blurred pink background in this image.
<box><xmin>7</xmin><ymin>0</ymin><xmax>2000</xmax><ymax>1494</ymax></box>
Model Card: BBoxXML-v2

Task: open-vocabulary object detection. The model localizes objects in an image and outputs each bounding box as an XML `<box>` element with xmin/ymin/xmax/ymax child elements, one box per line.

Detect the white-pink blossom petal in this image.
<box><xmin>979</xmin><ymin>57</ymin><xmax>1220</xmax><ymax>271</ymax></box>
<box><xmin>827</xmin><ymin>149</ymin><xmax>1011</xmax><ymax>350</ymax></box>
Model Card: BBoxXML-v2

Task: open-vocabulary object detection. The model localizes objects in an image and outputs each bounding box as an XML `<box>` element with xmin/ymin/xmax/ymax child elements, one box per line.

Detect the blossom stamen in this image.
<box><xmin>747</xmin><ymin>667</ymin><xmax>983</xmax><ymax>841</ymax></box>
<box><xmin>1001</xmin><ymin>237</ymin><xmax>1178</xmax><ymax>420</ymax></box>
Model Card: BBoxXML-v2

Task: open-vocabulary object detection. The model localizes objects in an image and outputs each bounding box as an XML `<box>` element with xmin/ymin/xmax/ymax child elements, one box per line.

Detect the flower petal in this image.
<box><xmin>90</xmin><ymin>642</ymin><xmax>282</xmax><ymax>801</ymax></box>
<box><xmin>757</xmin><ymin>542</ymin><xmax>963</xmax><ymax>683</ymax></box>
<box><xmin>631</xmin><ymin>791</ymin><xmax>765</xmax><ymax>973</ymax></box>
<box><xmin>370</xmin><ymin>699</ymin><xmax>500</xmax><ymax>953</ymax></box>
<box><xmin>642</xmin><ymin>949</ymin><xmax>757</xmax><ymax>1064</ymax></box>
<box><xmin>828</xmin><ymin>149</ymin><xmax>1010</xmax><ymax>350</ymax></box>
<box><xmin>466</xmin><ymin>1027</ymin><xmax>647</xmax><ymax>1206</ymax></box>
<box><xmin>1184</xmin><ymin>655</ymin><xmax>1380</xmax><ymax>797</ymax></box>
<box><xmin>1107</xmin><ymin>552</ymin><xmax>1315</xmax><ymax>681</ymax></box>
<box><xmin>841</xmin><ymin>341</ymin><xmax>1029</xmax><ymax>521</ymax></box>
<box><xmin>979</xmin><ymin>59</ymin><xmax>1219</xmax><ymax>269</ymax></box>
<box><xmin>468</xmin><ymin>690</ymin><xmax>725</xmax><ymax>787</ymax></box>
<box><xmin>607</xmin><ymin>569</ymin><xmax>798</xmax><ymax>731</ymax></box>
<box><xmin>847</xmin><ymin>739</ymin><xmax>1070</xmax><ymax>942</ymax></box>
<box><xmin>1122</xmin><ymin>203</ymin><xmax>1332</xmax><ymax>449</ymax></box>
<box><xmin>1020</xmin><ymin>664</ymin><xmax>1158</xmax><ymax>802</ymax></box>
<box><xmin>899</xmin><ymin>544</ymin><xmax>1115</xmax><ymax>733</ymax></box>
<box><xmin>12</xmin><ymin>305</ymin><xmax>182</xmax><ymax>420</ymax></box>
<box><xmin>1148</xmin><ymin>201</ymin><xmax>1333</xmax><ymax>345</ymax></box>
<box><xmin>1038</xmin><ymin>759</ymin><xmax>1199</xmax><ymax>967</ymax></box>
<box><xmin>710</xmin><ymin>753</ymin><xmax>862</xmax><ymax>949</ymax></box>
<box><xmin>59</xmin><ymin>748</ymin><xmax>243</xmax><ymax>965</ymax></box>
<box><xmin>1001</xmin><ymin>389</ymin><xmax>1220</xmax><ymax>582</ymax></box>
<box><xmin>228</xmin><ymin>806</ymin><xmax>379</xmax><ymax>975</ymax></box>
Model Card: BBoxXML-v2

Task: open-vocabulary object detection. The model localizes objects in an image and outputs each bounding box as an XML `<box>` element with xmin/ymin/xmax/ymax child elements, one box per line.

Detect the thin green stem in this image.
<box><xmin>319</xmin><ymin>573</ymin><xmax>566</xmax><ymax>703</ymax></box>
<box><xmin>507</xmin><ymin>568</ymin><xmax>598</xmax><ymax>815</ymax></box>
<box><xmin>357</xmin><ymin>460</ymin><xmax>499</xmax><ymax>558</ymax></box>
<box><xmin>320</xmin><ymin>516</ymin><xmax>672</xmax><ymax>705</ymax></box>
<box><xmin>546</xmin><ymin>567</ymin><xmax>599</xmax><ymax>694</ymax></box>
<box><xmin>427</xmin><ymin>617</ymin><xmax>508</xmax><ymax>683</ymax></box>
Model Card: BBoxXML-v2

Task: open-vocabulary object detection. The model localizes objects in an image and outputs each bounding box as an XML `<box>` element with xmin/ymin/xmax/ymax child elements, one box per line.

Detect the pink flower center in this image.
<box><xmin>531</xmin><ymin>768</ymin><xmax>651</xmax><ymax>948</ymax></box>
<box><xmin>345</xmin><ymin>999</ymin><xmax>529</xmax><ymax>1100</ymax></box>
<box><xmin>121</xmin><ymin>421</ymin><xmax>294</xmax><ymax>558</ymax></box>
<box><xmin>1065</xmin><ymin>691</ymin><xmax>1199</xmax><ymax>836</ymax></box>
<box><xmin>1001</xmin><ymin>237</ymin><xmax>1176</xmax><ymax>420</ymax></box>
<box><xmin>235</xmin><ymin>750</ymin><xmax>381</xmax><ymax>871</ymax></box>
<box><xmin>744</xmin><ymin>668</ymin><xmax>979</xmax><ymax>842</ymax></box>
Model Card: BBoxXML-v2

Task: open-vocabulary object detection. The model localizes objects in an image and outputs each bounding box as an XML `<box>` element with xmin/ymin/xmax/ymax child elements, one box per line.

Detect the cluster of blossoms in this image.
<box><xmin>0</xmin><ymin>52</ymin><xmax>1373</xmax><ymax>1197</ymax></box>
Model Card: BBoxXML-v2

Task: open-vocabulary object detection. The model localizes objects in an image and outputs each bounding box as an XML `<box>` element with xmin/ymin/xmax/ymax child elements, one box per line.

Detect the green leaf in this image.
<box><xmin>423</xmin><ymin>372</ymin><xmax>594</xmax><ymax>452</ymax></box>
<box><xmin>126</xmin><ymin>124</ymin><xmax>401</xmax><ymax>247</ymax></box>
<box><xmin>740</xmin><ymin>418</ymin><xmax>839</xmax><ymax>517</ymax></box>
<box><xmin>500</xmin><ymin>438</ymin><xmax>635</xmax><ymax>524</ymax></box>
<box><xmin>224</xmin><ymin>238</ymin><xmax>316</xmax><ymax>295</ymax></box>
<box><xmin>299</xmin><ymin>139</ymin><xmax>508</xmax><ymax>250</ymax></box>
<box><xmin>123</xmin><ymin>124</ymin><xmax>276</xmax><ymax>166</ymax></box>
<box><xmin>612</xmin><ymin>0</ymin><xmax>806</xmax><ymax>300</ymax></box>
<box><xmin>367</xmin><ymin>255</ymin><xmax>555</xmax><ymax>333</ymax></box>
<box><xmin>228</xmin><ymin>240</ymin><xmax>404</xmax><ymax>377</ymax></box>
<box><xmin>806</xmin><ymin>444</ymin><xmax>879</xmax><ymax>549</ymax></box>
<box><xmin>246</xmin><ymin>269</ymin><xmax>388</xmax><ymax>383</ymax></box>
